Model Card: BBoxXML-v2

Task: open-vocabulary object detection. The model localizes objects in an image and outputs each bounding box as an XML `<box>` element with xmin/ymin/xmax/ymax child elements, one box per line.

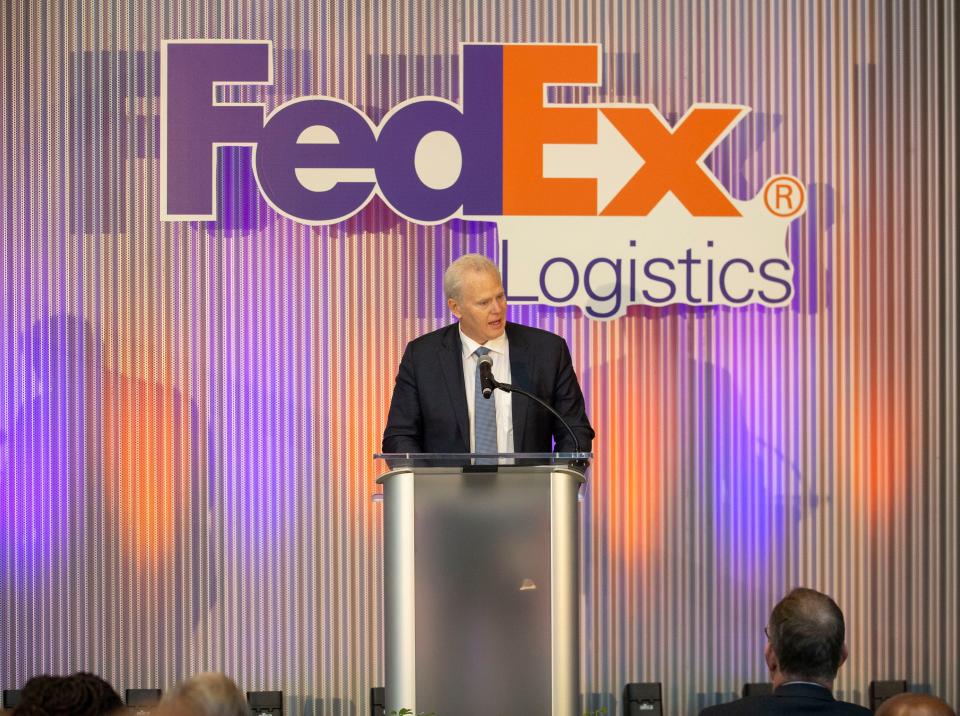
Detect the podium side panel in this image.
<box><xmin>384</xmin><ymin>471</ymin><xmax>416</xmax><ymax>713</ymax></box>
<box><xmin>551</xmin><ymin>469</ymin><xmax>581</xmax><ymax>715</ymax></box>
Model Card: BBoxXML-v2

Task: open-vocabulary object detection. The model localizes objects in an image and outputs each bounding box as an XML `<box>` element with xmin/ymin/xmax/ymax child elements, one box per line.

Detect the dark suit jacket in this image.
<box><xmin>699</xmin><ymin>683</ymin><xmax>872</xmax><ymax>715</ymax></box>
<box><xmin>382</xmin><ymin>322</ymin><xmax>594</xmax><ymax>454</ymax></box>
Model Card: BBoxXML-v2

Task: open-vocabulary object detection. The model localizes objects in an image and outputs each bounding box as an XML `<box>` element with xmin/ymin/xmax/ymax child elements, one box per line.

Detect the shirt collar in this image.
<box><xmin>459</xmin><ymin>324</ymin><xmax>508</xmax><ymax>359</ymax></box>
<box><xmin>775</xmin><ymin>682</ymin><xmax>833</xmax><ymax>701</ymax></box>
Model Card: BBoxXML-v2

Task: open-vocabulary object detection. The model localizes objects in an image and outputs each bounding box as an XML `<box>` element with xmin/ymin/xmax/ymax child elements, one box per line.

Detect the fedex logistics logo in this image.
<box><xmin>161</xmin><ymin>41</ymin><xmax>806</xmax><ymax>319</ymax></box>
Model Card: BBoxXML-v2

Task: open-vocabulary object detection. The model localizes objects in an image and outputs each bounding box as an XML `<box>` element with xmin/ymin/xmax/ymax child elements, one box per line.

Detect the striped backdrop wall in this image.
<box><xmin>1</xmin><ymin>1</ymin><xmax>957</xmax><ymax>713</ymax></box>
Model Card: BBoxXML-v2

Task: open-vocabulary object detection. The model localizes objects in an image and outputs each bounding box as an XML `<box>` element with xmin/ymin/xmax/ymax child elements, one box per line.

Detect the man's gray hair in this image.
<box><xmin>162</xmin><ymin>672</ymin><xmax>251</xmax><ymax>716</ymax></box>
<box><xmin>443</xmin><ymin>254</ymin><xmax>500</xmax><ymax>301</ymax></box>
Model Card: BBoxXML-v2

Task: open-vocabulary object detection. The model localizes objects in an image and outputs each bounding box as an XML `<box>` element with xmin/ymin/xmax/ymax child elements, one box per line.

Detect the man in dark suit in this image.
<box><xmin>382</xmin><ymin>254</ymin><xmax>594</xmax><ymax>455</ymax></box>
<box><xmin>700</xmin><ymin>588</ymin><xmax>871</xmax><ymax>715</ymax></box>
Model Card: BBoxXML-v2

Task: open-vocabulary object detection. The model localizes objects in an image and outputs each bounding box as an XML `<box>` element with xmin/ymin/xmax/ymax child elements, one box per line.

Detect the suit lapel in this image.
<box><xmin>507</xmin><ymin>324</ymin><xmax>530</xmax><ymax>451</ymax></box>
<box><xmin>439</xmin><ymin>324</ymin><xmax>470</xmax><ymax>448</ymax></box>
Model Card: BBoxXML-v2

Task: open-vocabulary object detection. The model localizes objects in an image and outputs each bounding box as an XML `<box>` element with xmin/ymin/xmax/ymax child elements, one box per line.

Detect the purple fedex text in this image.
<box><xmin>162</xmin><ymin>41</ymin><xmax>502</xmax><ymax>223</ymax></box>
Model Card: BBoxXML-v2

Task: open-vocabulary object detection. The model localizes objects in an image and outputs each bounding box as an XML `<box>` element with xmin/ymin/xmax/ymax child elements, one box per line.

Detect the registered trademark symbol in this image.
<box><xmin>763</xmin><ymin>175</ymin><xmax>806</xmax><ymax>217</ymax></box>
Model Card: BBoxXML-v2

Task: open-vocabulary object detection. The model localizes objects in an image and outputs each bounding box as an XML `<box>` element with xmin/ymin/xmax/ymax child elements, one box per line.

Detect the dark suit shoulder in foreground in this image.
<box><xmin>699</xmin><ymin>683</ymin><xmax>872</xmax><ymax>716</ymax></box>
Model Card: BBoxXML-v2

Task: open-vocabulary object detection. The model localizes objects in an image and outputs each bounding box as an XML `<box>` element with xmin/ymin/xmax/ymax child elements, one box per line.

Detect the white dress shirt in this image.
<box><xmin>459</xmin><ymin>326</ymin><xmax>514</xmax><ymax>453</ymax></box>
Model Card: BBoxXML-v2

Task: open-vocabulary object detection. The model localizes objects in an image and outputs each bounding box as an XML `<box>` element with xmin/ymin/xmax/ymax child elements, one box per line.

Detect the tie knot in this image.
<box><xmin>475</xmin><ymin>346</ymin><xmax>491</xmax><ymax>358</ymax></box>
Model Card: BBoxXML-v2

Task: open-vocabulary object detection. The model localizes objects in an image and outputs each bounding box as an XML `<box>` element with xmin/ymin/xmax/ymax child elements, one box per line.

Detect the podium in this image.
<box><xmin>374</xmin><ymin>453</ymin><xmax>591</xmax><ymax>716</ymax></box>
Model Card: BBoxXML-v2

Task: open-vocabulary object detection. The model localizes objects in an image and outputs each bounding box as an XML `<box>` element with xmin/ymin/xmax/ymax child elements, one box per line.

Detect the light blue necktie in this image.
<box><xmin>473</xmin><ymin>347</ymin><xmax>498</xmax><ymax>461</ymax></box>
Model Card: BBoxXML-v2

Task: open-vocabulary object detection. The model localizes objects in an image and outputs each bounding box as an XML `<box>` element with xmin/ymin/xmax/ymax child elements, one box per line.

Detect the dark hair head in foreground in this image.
<box><xmin>875</xmin><ymin>693</ymin><xmax>956</xmax><ymax>716</ymax></box>
<box><xmin>13</xmin><ymin>672</ymin><xmax>123</xmax><ymax>715</ymax></box>
<box><xmin>765</xmin><ymin>587</ymin><xmax>848</xmax><ymax>684</ymax></box>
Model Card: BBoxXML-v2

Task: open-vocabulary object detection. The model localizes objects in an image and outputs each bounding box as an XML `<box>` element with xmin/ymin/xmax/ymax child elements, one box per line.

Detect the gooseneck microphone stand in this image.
<box><xmin>492</xmin><ymin>380</ymin><xmax>581</xmax><ymax>454</ymax></box>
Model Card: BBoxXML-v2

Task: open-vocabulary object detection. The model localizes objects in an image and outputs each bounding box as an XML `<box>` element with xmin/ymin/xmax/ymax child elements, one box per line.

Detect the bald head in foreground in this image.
<box><xmin>875</xmin><ymin>694</ymin><xmax>956</xmax><ymax>716</ymax></box>
<box><xmin>700</xmin><ymin>587</ymin><xmax>871</xmax><ymax>715</ymax></box>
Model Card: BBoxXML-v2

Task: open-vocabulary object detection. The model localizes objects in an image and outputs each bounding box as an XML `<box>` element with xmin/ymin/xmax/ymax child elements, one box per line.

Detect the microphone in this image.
<box><xmin>477</xmin><ymin>354</ymin><xmax>496</xmax><ymax>399</ymax></box>
<box><xmin>478</xmin><ymin>356</ymin><xmax>585</xmax><ymax>464</ymax></box>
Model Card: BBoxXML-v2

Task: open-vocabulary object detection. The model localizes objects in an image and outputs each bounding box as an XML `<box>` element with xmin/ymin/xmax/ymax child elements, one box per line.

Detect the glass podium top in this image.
<box><xmin>374</xmin><ymin>452</ymin><xmax>592</xmax><ymax>470</ymax></box>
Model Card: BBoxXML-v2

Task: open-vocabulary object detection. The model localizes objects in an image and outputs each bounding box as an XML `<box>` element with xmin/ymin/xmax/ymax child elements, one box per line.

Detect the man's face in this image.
<box><xmin>448</xmin><ymin>269</ymin><xmax>507</xmax><ymax>344</ymax></box>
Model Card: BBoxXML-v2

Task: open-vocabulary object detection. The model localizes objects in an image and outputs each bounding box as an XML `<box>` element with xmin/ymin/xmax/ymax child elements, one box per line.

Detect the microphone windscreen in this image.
<box><xmin>478</xmin><ymin>355</ymin><xmax>495</xmax><ymax>398</ymax></box>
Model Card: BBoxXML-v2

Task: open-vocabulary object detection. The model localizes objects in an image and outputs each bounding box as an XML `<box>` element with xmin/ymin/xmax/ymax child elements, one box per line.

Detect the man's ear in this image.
<box><xmin>838</xmin><ymin>643</ymin><xmax>848</xmax><ymax>669</ymax></box>
<box><xmin>764</xmin><ymin>641</ymin><xmax>778</xmax><ymax>675</ymax></box>
<box><xmin>448</xmin><ymin>297</ymin><xmax>461</xmax><ymax>318</ymax></box>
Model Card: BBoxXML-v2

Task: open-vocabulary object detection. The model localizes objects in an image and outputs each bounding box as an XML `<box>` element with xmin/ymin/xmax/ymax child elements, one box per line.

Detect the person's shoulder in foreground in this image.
<box><xmin>700</xmin><ymin>587</ymin><xmax>870</xmax><ymax>715</ymax></box>
<box><xmin>700</xmin><ymin>683</ymin><xmax>871</xmax><ymax>715</ymax></box>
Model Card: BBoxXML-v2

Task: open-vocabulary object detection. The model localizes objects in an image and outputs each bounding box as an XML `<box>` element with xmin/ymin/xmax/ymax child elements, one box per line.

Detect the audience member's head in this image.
<box><xmin>764</xmin><ymin>587</ymin><xmax>849</xmax><ymax>688</ymax></box>
<box><xmin>875</xmin><ymin>693</ymin><xmax>956</xmax><ymax>716</ymax></box>
<box><xmin>13</xmin><ymin>672</ymin><xmax>123</xmax><ymax>715</ymax></box>
<box><xmin>156</xmin><ymin>673</ymin><xmax>250</xmax><ymax>716</ymax></box>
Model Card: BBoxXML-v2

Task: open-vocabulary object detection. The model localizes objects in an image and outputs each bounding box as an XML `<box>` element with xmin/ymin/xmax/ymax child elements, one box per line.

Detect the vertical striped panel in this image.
<box><xmin>0</xmin><ymin>1</ymin><xmax>956</xmax><ymax>714</ymax></box>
